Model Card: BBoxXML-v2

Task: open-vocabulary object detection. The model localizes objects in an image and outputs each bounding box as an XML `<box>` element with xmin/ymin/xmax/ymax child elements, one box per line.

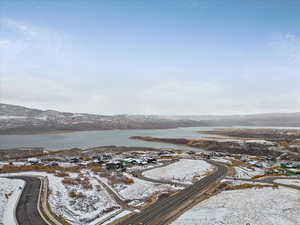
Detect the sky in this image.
<box><xmin>0</xmin><ymin>0</ymin><xmax>300</xmax><ymax>115</ymax></box>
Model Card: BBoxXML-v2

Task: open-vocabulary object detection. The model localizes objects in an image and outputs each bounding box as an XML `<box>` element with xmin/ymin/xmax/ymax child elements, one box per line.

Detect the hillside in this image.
<box><xmin>0</xmin><ymin>103</ymin><xmax>208</xmax><ymax>134</ymax></box>
<box><xmin>162</xmin><ymin>113</ymin><xmax>300</xmax><ymax>127</ymax></box>
<box><xmin>1</xmin><ymin>103</ymin><xmax>300</xmax><ymax>134</ymax></box>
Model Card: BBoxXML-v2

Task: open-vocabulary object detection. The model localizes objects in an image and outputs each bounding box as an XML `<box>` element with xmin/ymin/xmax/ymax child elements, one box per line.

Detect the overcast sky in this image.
<box><xmin>1</xmin><ymin>0</ymin><xmax>300</xmax><ymax>115</ymax></box>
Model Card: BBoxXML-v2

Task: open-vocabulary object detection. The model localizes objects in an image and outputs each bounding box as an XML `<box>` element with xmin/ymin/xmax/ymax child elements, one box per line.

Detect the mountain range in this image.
<box><xmin>0</xmin><ymin>103</ymin><xmax>300</xmax><ymax>134</ymax></box>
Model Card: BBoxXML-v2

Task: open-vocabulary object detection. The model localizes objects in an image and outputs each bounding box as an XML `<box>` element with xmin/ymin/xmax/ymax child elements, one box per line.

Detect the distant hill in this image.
<box><xmin>161</xmin><ymin>113</ymin><xmax>300</xmax><ymax>127</ymax></box>
<box><xmin>0</xmin><ymin>103</ymin><xmax>209</xmax><ymax>134</ymax></box>
<box><xmin>1</xmin><ymin>103</ymin><xmax>300</xmax><ymax>134</ymax></box>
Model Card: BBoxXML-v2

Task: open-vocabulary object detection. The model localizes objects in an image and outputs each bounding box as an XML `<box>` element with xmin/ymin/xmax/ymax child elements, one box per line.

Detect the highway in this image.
<box><xmin>5</xmin><ymin>161</ymin><xmax>227</xmax><ymax>225</ymax></box>
<box><xmin>118</xmin><ymin>161</ymin><xmax>228</xmax><ymax>225</ymax></box>
<box><xmin>8</xmin><ymin>176</ymin><xmax>48</xmax><ymax>225</ymax></box>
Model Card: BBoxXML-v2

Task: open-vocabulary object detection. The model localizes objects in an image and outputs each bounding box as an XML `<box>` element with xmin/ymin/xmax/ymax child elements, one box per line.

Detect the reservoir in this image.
<box><xmin>1</xmin><ymin>126</ymin><xmax>298</xmax><ymax>151</ymax></box>
<box><xmin>0</xmin><ymin>127</ymin><xmax>217</xmax><ymax>151</ymax></box>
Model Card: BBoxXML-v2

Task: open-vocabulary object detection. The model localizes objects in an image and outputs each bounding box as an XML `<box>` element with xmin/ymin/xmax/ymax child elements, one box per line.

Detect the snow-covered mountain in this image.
<box><xmin>0</xmin><ymin>103</ymin><xmax>207</xmax><ymax>134</ymax></box>
<box><xmin>1</xmin><ymin>103</ymin><xmax>300</xmax><ymax>134</ymax></box>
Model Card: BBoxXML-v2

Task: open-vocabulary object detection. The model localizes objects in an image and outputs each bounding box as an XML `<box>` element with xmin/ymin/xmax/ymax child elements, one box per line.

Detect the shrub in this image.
<box><xmin>64</xmin><ymin>167</ymin><xmax>81</xmax><ymax>173</ymax></box>
<box><xmin>82</xmin><ymin>177</ymin><xmax>93</xmax><ymax>189</ymax></box>
<box><xmin>54</xmin><ymin>172</ymin><xmax>69</xmax><ymax>177</ymax></box>
<box><xmin>225</xmin><ymin>183</ymin><xmax>277</xmax><ymax>190</ymax></box>
<box><xmin>68</xmin><ymin>191</ymin><xmax>86</xmax><ymax>198</ymax></box>
<box><xmin>95</xmin><ymin>185</ymin><xmax>102</xmax><ymax>191</ymax></box>
<box><xmin>99</xmin><ymin>171</ymin><xmax>110</xmax><ymax>177</ymax></box>
<box><xmin>122</xmin><ymin>177</ymin><xmax>134</xmax><ymax>184</ymax></box>
<box><xmin>91</xmin><ymin>167</ymin><xmax>102</xmax><ymax>173</ymax></box>
<box><xmin>62</xmin><ymin>178</ymin><xmax>79</xmax><ymax>186</ymax></box>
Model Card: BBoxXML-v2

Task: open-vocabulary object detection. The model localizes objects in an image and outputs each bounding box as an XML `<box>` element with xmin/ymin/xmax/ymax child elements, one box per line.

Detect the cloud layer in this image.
<box><xmin>1</xmin><ymin>18</ymin><xmax>300</xmax><ymax>115</ymax></box>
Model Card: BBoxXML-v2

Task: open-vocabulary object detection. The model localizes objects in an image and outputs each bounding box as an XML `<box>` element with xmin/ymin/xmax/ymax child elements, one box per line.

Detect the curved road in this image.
<box><xmin>5</xmin><ymin>161</ymin><xmax>227</xmax><ymax>225</ymax></box>
<box><xmin>119</xmin><ymin>161</ymin><xmax>228</xmax><ymax>225</ymax></box>
<box><xmin>132</xmin><ymin>160</ymin><xmax>188</xmax><ymax>187</ymax></box>
<box><xmin>8</xmin><ymin>176</ymin><xmax>48</xmax><ymax>225</ymax></box>
<box><xmin>231</xmin><ymin>176</ymin><xmax>300</xmax><ymax>190</ymax></box>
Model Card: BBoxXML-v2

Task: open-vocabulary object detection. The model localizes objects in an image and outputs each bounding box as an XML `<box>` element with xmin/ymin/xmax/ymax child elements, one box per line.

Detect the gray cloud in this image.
<box><xmin>1</xmin><ymin>19</ymin><xmax>300</xmax><ymax>115</ymax></box>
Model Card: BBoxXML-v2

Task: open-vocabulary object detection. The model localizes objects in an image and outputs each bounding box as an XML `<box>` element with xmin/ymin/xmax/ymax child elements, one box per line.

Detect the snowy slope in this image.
<box><xmin>233</xmin><ymin>166</ymin><xmax>264</xmax><ymax>179</ymax></box>
<box><xmin>0</xmin><ymin>178</ymin><xmax>25</xmax><ymax>225</ymax></box>
<box><xmin>171</xmin><ymin>187</ymin><xmax>300</xmax><ymax>225</ymax></box>
<box><xmin>1</xmin><ymin>172</ymin><xmax>119</xmax><ymax>225</ymax></box>
<box><xmin>274</xmin><ymin>179</ymin><xmax>300</xmax><ymax>187</ymax></box>
<box><xmin>100</xmin><ymin>174</ymin><xmax>181</xmax><ymax>207</ymax></box>
<box><xmin>143</xmin><ymin>159</ymin><xmax>214</xmax><ymax>184</ymax></box>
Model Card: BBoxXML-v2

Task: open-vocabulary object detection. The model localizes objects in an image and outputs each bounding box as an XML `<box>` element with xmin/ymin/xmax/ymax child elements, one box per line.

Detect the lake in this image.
<box><xmin>1</xmin><ymin>126</ymin><xmax>298</xmax><ymax>151</ymax></box>
<box><xmin>0</xmin><ymin>127</ymin><xmax>219</xmax><ymax>151</ymax></box>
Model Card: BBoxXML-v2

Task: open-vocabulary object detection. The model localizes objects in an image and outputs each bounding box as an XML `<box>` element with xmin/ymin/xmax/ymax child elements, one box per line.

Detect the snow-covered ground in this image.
<box><xmin>102</xmin><ymin>210</ymin><xmax>132</xmax><ymax>225</ymax></box>
<box><xmin>1</xmin><ymin>172</ymin><xmax>119</xmax><ymax>225</ymax></box>
<box><xmin>143</xmin><ymin>159</ymin><xmax>214</xmax><ymax>184</ymax></box>
<box><xmin>274</xmin><ymin>179</ymin><xmax>300</xmax><ymax>187</ymax></box>
<box><xmin>212</xmin><ymin>158</ymin><xmax>233</xmax><ymax>165</ymax></box>
<box><xmin>100</xmin><ymin>173</ymin><xmax>181</xmax><ymax>207</ymax></box>
<box><xmin>0</xmin><ymin>178</ymin><xmax>25</xmax><ymax>225</ymax></box>
<box><xmin>172</xmin><ymin>187</ymin><xmax>300</xmax><ymax>225</ymax></box>
<box><xmin>233</xmin><ymin>166</ymin><xmax>264</xmax><ymax>179</ymax></box>
<box><xmin>243</xmin><ymin>139</ymin><xmax>277</xmax><ymax>146</ymax></box>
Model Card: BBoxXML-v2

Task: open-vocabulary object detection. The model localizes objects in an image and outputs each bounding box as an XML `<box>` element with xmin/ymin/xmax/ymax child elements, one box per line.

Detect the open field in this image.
<box><xmin>143</xmin><ymin>159</ymin><xmax>214</xmax><ymax>184</ymax></box>
<box><xmin>171</xmin><ymin>187</ymin><xmax>300</xmax><ymax>225</ymax></box>
<box><xmin>0</xmin><ymin>178</ymin><xmax>25</xmax><ymax>225</ymax></box>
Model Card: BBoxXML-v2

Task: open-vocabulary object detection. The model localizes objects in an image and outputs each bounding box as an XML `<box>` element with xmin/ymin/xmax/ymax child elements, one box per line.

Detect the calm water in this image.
<box><xmin>0</xmin><ymin>127</ymin><xmax>218</xmax><ymax>151</ymax></box>
<box><xmin>1</xmin><ymin>126</ymin><xmax>299</xmax><ymax>151</ymax></box>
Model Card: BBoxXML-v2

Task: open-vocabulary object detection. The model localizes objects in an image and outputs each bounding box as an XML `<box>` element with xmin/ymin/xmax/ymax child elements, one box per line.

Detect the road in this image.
<box><xmin>8</xmin><ymin>176</ymin><xmax>48</xmax><ymax>225</ymax></box>
<box><xmin>132</xmin><ymin>160</ymin><xmax>187</xmax><ymax>187</ymax></box>
<box><xmin>230</xmin><ymin>176</ymin><xmax>300</xmax><ymax>190</ymax></box>
<box><xmin>118</xmin><ymin>161</ymin><xmax>227</xmax><ymax>225</ymax></box>
<box><xmin>94</xmin><ymin>176</ymin><xmax>135</xmax><ymax>211</ymax></box>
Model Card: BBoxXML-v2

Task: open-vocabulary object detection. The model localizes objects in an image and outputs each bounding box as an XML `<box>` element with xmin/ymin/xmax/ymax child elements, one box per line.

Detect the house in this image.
<box><xmin>102</xmin><ymin>154</ymin><xmax>112</xmax><ymax>161</ymax></box>
<box><xmin>281</xmin><ymin>163</ymin><xmax>300</xmax><ymax>169</ymax></box>
<box><xmin>135</xmin><ymin>159</ymin><xmax>148</xmax><ymax>165</ymax></box>
<box><xmin>27</xmin><ymin>158</ymin><xmax>41</xmax><ymax>165</ymax></box>
<box><xmin>106</xmin><ymin>161</ymin><xmax>124</xmax><ymax>170</ymax></box>
<box><xmin>286</xmin><ymin>168</ymin><xmax>300</xmax><ymax>175</ymax></box>
<box><xmin>70</xmin><ymin>157</ymin><xmax>80</xmax><ymax>163</ymax></box>
<box><xmin>49</xmin><ymin>162</ymin><xmax>59</xmax><ymax>166</ymax></box>
<box><xmin>145</xmin><ymin>157</ymin><xmax>157</xmax><ymax>163</ymax></box>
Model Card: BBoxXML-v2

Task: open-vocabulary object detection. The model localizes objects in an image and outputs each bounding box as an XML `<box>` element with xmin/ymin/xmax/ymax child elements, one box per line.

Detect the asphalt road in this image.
<box><xmin>232</xmin><ymin>176</ymin><xmax>300</xmax><ymax>190</ymax></box>
<box><xmin>131</xmin><ymin>160</ymin><xmax>187</xmax><ymax>187</ymax></box>
<box><xmin>119</xmin><ymin>161</ymin><xmax>228</xmax><ymax>225</ymax></box>
<box><xmin>8</xmin><ymin>176</ymin><xmax>48</xmax><ymax>225</ymax></box>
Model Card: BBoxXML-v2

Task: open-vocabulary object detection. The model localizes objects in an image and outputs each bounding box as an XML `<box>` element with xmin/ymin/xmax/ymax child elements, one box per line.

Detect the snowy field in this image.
<box><xmin>101</xmin><ymin>173</ymin><xmax>181</xmax><ymax>207</ymax></box>
<box><xmin>1</xmin><ymin>172</ymin><xmax>119</xmax><ymax>225</ymax></box>
<box><xmin>171</xmin><ymin>187</ymin><xmax>300</xmax><ymax>225</ymax></box>
<box><xmin>212</xmin><ymin>158</ymin><xmax>232</xmax><ymax>165</ymax></box>
<box><xmin>0</xmin><ymin>178</ymin><xmax>25</xmax><ymax>225</ymax></box>
<box><xmin>233</xmin><ymin>166</ymin><xmax>264</xmax><ymax>179</ymax></box>
<box><xmin>143</xmin><ymin>159</ymin><xmax>214</xmax><ymax>184</ymax></box>
<box><xmin>274</xmin><ymin>179</ymin><xmax>300</xmax><ymax>187</ymax></box>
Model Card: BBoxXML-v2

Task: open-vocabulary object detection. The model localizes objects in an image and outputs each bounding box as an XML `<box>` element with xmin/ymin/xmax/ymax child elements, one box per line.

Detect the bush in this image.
<box><xmin>0</xmin><ymin>164</ymin><xmax>80</xmax><ymax>174</ymax></box>
<box><xmin>82</xmin><ymin>177</ymin><xmax>93</xmax><ymax>189</ymax></box>
<box><xmin>225</xmin><ymin>183</ymin><xmax>278</xmax><ymax>190</ymax></box>
<box><xmin>95</xmin><ymin>185</ymin><xmax>102</xmax><ymax>191</ymax></box>
<box><xmin>91</xmin><ymin>167</ymin><xmax>102</xmax><ymax>173</ymax></box>
<box><xmin>122</xmin><ymin>177</ymin><xmax>134</xmax><ymax>184</ymax></box>
<box><xmin>69</xmin><ymin>191</ymin><xmax>86</xmax><ymax>198</ymax></box>
<box><xmin>109</xmin><ymin>175</ymin><xmax>134</xmax><ymax>185</ymax></box>
<box><xmin>64</xmin><ymin>167</ymin><xmax>81</xmax><ymax>173</ymax></box>
<box><xmin>54</xmin><ymin>172</ymin><xmax>69</xmax><ymax>177</ymax></box>
<box><xmin>99</xmin><ymin>171</ymin><xmax>110</xmax><ymax>177</ymax></box>
<box><xmin>62</xmin><ymin>178</ymin><xmax>79</xmax><ymax>186</ymax></box>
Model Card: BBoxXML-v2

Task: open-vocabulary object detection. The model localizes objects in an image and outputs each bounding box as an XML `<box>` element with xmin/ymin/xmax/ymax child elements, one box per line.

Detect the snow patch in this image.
<box><xmin>0</xmin><ymin>178</ymin><xmax>25</xmax><ymax>225</ymax></box>
<box><xmin>172</xmin><ymin>187</ymin><xmax>300</xmax><ymax>225</ymax></box>
<box><xmin>274</xmin><ymin>179</ymin><xmax>300</xmax><ymax>187</ymax></box>
<box><xmin>143</xmin><ymin>159</ymin><xmax>214</xmax><ymax>184</ymax></box>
